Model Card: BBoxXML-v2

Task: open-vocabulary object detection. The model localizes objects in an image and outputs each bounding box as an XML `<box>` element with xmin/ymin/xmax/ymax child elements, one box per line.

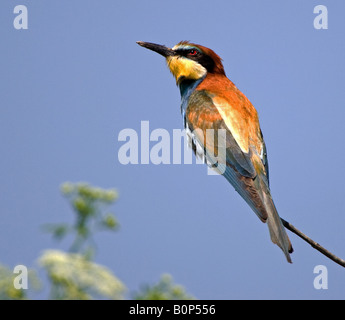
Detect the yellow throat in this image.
<box><xmin>166</xmin><ymin>56</ymin><xmax>207</xmax><ymax>83</ymax></box>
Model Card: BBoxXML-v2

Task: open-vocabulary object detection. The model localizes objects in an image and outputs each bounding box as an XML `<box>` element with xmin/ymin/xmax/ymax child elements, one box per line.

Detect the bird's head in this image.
<box><xmin>137</xmin><ymin>41</ymin><xmax>225</xmax><ymax>84</ymax></box>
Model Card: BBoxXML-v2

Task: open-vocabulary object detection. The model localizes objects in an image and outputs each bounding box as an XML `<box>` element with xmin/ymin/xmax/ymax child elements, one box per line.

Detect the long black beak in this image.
<box><xmin>136</xmin><ymin>41</ymin><xmax>174</xmax><ymax>57</ymax></box>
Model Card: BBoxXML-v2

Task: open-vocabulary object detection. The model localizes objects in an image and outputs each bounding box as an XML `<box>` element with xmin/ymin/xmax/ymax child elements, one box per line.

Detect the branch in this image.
<box><xmin>281</xmin><ymin>218</ymin><xmax>345</xmax><ymax>268</ymax></box>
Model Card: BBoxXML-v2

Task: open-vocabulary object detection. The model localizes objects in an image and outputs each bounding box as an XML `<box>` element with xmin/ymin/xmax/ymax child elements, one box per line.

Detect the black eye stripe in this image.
<box><xmin>174</xmin><ymin>48</ymin><xmax>215</xmax><ymax>73</ymax></box>
<box><xmin>175</xmin><ymin>48</ymin><xmax>199</xmax><ymax>56</ymax></box>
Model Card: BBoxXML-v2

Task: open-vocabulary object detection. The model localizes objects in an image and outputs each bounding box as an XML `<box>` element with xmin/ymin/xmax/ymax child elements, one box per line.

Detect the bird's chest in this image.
<box><xmin>179</xmin><ymin>78</ymin><xmax>204</xmax><ymax>114</ymax></box>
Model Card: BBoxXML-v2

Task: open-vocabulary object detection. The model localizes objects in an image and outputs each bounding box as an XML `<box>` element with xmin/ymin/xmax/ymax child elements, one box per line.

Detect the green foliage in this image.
<box><xmin>39</xmin><ymin>250</ymin><xmax>125</xmax><ymax>300</ymax></box>
<box><xmin>0</xmin><ymin>181</ymin><xmax>194</xmax><ymax>300</ymax></box>
<box><xmin>0</xmin><ymin>264</ymin><xmax>39</xmax><ymax>300</ymax></box>
<box><xmin>0</xmin><ymin>264</ymin><xmax>26</xmax><ymax>300</ymax></box>
<box><xmin>44</xmin><ymin>182</ymin><xmax>119</xmax><ymax>257</ymax></box>
<box><xmin>39</xmin><ymin>182</ymin><xmax>125</xmax><ymax>299</ymax></box>
<box><xmin>134</xmin><ymin>274</ymin><xmax>195</xmax><ymax>300</ymax></box>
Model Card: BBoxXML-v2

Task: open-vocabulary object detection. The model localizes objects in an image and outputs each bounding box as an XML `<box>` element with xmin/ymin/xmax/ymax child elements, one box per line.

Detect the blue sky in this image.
<box><xmin>1</xmin><ymin>0</ymin><xmax>345</xmax><ymax>299</ymax></box>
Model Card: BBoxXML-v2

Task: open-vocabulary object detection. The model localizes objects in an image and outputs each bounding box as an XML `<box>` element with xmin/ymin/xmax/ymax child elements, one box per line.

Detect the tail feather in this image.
<box><xmin>261</xmin><ymin>190</ymin><xmax>293</xmax><ymax>263</ymax></box>
<box><xmin>223</xmin><ymin>167</ymin><xmax>293</xmax><ymax>263</ymax></box>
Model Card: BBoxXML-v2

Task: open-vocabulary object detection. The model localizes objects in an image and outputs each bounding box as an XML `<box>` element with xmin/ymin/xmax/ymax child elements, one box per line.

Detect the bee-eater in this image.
<box><xmin>137</xmin><ymin>41</ymin><xmax>293</xmax><ymax>263</ymax></box>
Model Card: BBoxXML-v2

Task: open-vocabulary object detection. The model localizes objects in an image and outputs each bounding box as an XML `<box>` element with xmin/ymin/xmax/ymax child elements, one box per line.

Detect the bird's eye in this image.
<box><xmin>188</xmin><ymin>49</ymin><xmax>198</xmax><ymax>56</ymax></box>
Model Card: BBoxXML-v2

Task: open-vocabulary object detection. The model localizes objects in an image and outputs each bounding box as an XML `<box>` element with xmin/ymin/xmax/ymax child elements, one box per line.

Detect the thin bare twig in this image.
<box><xmin>281</xmin><ymin>218</ymin><xmax>345</xmax><ymax>268</ymax></box>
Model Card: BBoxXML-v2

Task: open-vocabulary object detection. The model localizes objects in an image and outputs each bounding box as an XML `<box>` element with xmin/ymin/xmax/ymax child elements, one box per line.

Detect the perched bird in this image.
<box><xmin>137</xmin><ymin>40</ymin><xmax>293</xmax><ymax>262</ymax></box>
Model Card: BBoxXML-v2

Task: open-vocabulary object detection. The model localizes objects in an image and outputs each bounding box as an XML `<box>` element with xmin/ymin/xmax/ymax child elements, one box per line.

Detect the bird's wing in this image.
<box><xmin>185</xmin><ymin>89</ymin><xmax>257</xmax><ymax>179</ymax></box>
<box><xmin>194</xmin><ymin>74</ymin><xmax>270</xmax><ymax>181</ymax></box>
<box><xmin>185</xmin><ymin>86</ymin><xmax>292</xmax><ymax>261</ymax></box>
<box><xmin>185</xmin><ymin>89</ymin><xmax>271</xmax><ymax>222</ymax></box>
